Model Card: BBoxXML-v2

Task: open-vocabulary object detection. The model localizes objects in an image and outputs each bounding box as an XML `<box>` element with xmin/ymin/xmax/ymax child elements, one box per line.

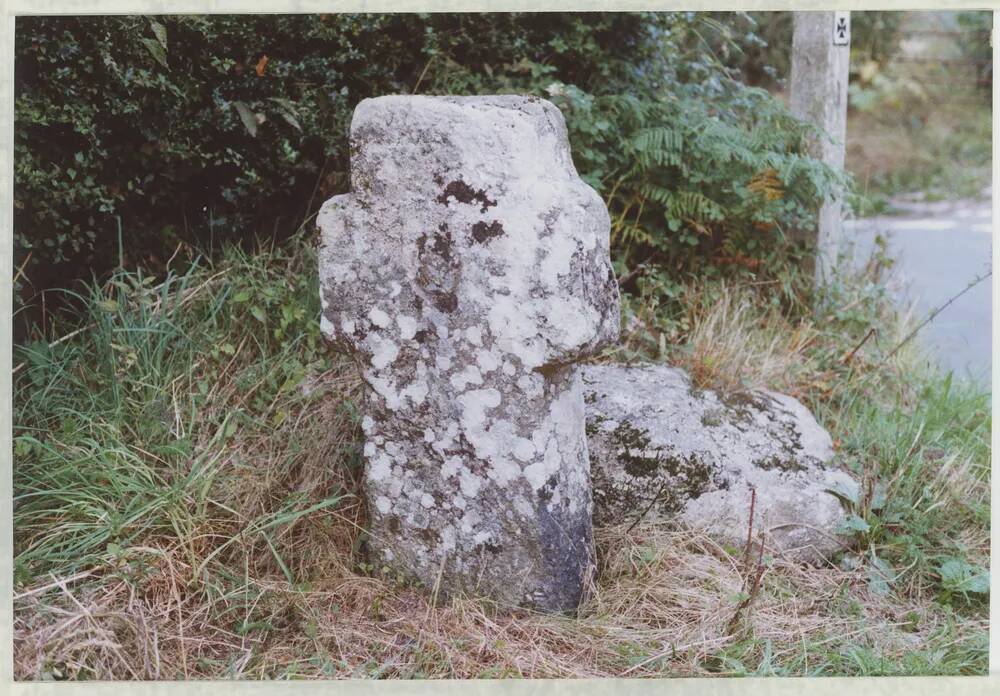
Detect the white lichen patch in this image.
<box><xmin>396</xmin><ymin>315</ymin><xmax>418</xmax><ymax>340</ymax></box>
<box><xmin>367</xmin><ymin>373</ymin><xmax>402</xmax><ymax>411</ymax></box>
<box><xmin>511</xmin><ymin>436</ymin><xmax>536</xmax><ymax>462</ymax></box>
<box><xmin>459</xmin><ymin>469</ymin><xmax>484</xmax><ymax>498</ymax></box>
<box><xmin>486</xmin><ymin>457</ymin><xmax>522</xmax><ymax>487</ymax></box>
<box><xmin>400</xmin><ymin>379</ymin><xmax>429</xmax><ymax>406</ymax></box>
<box><xmin>369</xmin><ymin>453</ymin><xmax>393</xmax><ymax>482</ymax></box>
<box><xmin>441</xmin><ymin>456</ymin><xmax>462</xmax><ymax>479</ymax></box>
<box><xmin>368</xmin><ymin>307</ymin><xmax>391</xmax><ymax>328</ymax></box>
<box><xmin>320</xmin><ymin>314</ymin><xmax>335</xmax><ymax>338</ymax></box>
<box><xmin>465</xmin><ymin>326</ymin><xmax>483</xmax><ymax>346</ymax></box>
<box><xmin>476</xmin><ymin>349</ymin><xmax>500</xmax><ymax>374</ymax></box>
<box><xmin>450</xmin><ymin>364</ymin><xmax>484</xmax><ymax>390</ymax></box>
<box><xmin>370</xmin><ymin>337</ymin><xmax>399</xmax><ymax>369</ymax></box>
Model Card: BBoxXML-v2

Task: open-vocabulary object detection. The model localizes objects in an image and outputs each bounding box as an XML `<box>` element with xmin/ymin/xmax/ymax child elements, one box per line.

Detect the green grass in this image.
<box><xmin>14</xmin><ymin>243</ymin><xmax>351</xmax><ymax>581</ymax></box>
<box><xmin>12</xmin><ymin>234</ymin><xmax>990</xmax><ymax>679</ymax></box>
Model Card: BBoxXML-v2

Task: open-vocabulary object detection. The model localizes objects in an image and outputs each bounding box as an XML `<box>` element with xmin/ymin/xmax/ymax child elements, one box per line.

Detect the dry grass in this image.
<box><xmin>14</xmin><ymin>515</ymin><xmax>985</xmax><ymax>679</ymax></box>
<box><xmin>12</xmin><ymin>241</ymin><xmax>989</xmax><ymax>680</ymax></box>
<box><xmin>668</xmin><ymin>283</ymin><xmax>821</xmax><ymax>396</ymax></box>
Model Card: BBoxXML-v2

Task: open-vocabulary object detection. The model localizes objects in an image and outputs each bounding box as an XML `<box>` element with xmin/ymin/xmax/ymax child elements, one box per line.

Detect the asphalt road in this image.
<box><xmin>843</xmin><ymin>195</ymin><xmax>992</xmax><ymax>385</ymax></box>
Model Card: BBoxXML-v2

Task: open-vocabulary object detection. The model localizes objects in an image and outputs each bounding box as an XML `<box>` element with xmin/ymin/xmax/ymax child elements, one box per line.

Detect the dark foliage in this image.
<box><xmin>15</xmin><ymin>12</ymin><xmax>843</xmax><ymax>336</ymax></box>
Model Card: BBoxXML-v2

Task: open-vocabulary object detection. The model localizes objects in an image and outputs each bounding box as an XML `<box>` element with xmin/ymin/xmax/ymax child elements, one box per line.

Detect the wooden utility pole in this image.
<box><xmin>790</xmin><ymin>11</ymin><xmax>851</xmax><ymax>285</ymax></box>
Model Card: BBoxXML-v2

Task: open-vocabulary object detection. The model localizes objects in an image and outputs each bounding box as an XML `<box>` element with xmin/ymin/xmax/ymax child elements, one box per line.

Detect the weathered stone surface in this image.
<box><xmin>318</xmin><ymin>95</ymin><xmax>620</xmax><ymax>611</ymax></box>
<box><xmin>583</xmin><ymin>364</ymin><xmax>854</xmax><ymax>563</ymax></box>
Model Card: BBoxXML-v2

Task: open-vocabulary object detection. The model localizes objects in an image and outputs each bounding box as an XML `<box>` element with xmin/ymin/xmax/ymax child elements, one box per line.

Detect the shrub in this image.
<box><xmin>14</xmin><ymin>13</ymin><xmax>651</xmax><ymax>319</ymax></box>
<box><xmin>15</xmin><ymin>12</ymin><xmax>844</xmax><ymax>334</ymax></box>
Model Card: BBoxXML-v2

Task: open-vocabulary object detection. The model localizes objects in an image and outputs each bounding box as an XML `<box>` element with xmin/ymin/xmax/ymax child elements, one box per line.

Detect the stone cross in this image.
<box><xmin>318</xmin><ymin>95</ymin><xmax>620</xmax><ymax>612</ymax></box>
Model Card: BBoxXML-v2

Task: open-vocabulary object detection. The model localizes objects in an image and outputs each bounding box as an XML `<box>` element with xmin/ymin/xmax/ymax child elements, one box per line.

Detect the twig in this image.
<box><xmin>13</xmin><ymin>251</ymin><xmax>32</xmax><ymax>286</ymax></box>
<box><xmin>884</xmin><ymin>269</ymin><xmax>991</xmax><ymax>361</ymax></box>
<box><xmin>164</xmin><ymin>241</ymin><xmax>185</xmax><ymax>270</ymax></box>
<box><xmin>621</xmin><ymin>636</ymin><xmax>730</xmax><ymax>675</ymax></box>
<box><xmin>428</xmin><ymin>556</ymin><xmax>448</xmax><ymax>614</ymax></box>
<box><xmin>12</xmin><ymin>324</ymin><xmax>93</xmax><ymax>375</ymax></box>
<box><xmin>726</xmin><ymin>553</ymin><xmax>766</xmax><ymax>636</ymax></box>
<box><xmin>303</xmin><ymin>155</ymin><xmax>331</xmax><ymax>224</ymax></box>
<box><xmin>625</xmin><ymin>478</ymin><xmax>669</xmax><ymax>534</ymax></box>
<box><xmin>723</xmin><ymin>487</ymin><xmax>769</xmax><ymax>636</ymax></box>
<box><xmin>842</xmin><ymin>327</ymin><xmax>876</xmax><ymax>364</ymax></box>
<box><xmin>13</xmin><ymin>570</ymin><xmax>94</xmax><ymax>601</ymax></box>
<box><xmin>616</xmin><ymin>263</ymin><xmax>648</xmax><ymax>288</ymax></box>
<box><xmin>741</xmin><ymin>486</ymin><xmax>757</xmax><ymax>576</ymax></box>
<box><xmin>412</xmin><ymin>55</ymin><xmax>437</xmax><ymax>95</ymax></box>
<box><xmin>167</xmin><ymin>550</ymin><xmax>189</xmax><ymax>680</ymax></box>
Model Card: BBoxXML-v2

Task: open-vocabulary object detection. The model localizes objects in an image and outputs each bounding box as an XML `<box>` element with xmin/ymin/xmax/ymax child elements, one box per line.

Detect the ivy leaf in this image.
<box><xmin>149</xmin><ymin>19</ymin><xmax>168</xmax><ymax>50</ymax></box>
<box><xmin>825</xmin><ymin>477</ymin><xmax>861</xmax><ymax>506</ymax></box>
<box><xmin>869</xmin><ymin>483</ymin><xmax>888</xmax><ymax>511</ymax></box>
<box><xmin>233</xmin><ymin>101</ymin><xmax>258</xmax><ymax>138</ymax></box>
<box><xmin>280</xmin><ymin>112</ymin><xmax>302</xmax><ymax>131</ymax></box>
<box><xmin>267</xmin><ymin>97</ymin><xmax>303</xmax><ymax>131</ymax></box>
<box><xmin>938</xmin><ymin>557</ymin><xmax>990</xmax><ymax>595</ymax></box>
<box><xmin>13</xmin><ymin>438</ymin><xmax>30</xmax><ymax>458</ymax></box>
<box><xmin>837</xmin><ymin>514</ymin><xmax>870</xmax><ymax>535</ymax></box>
<box><xmin>868</xmin><ymin>571</ymin><xmax>890</xmax><ymax>597</ymax></box>
<box><xmin>965</xmin><ymin>571</ymin><xmax>991</xmax><ymax>594</ymax></box>
<box><xmin>140</xmin><ymin>37</ymin><xmax>169</xmax><ymax>69</ymax></box>
<box><xmin>266</xmin><ymin>97</ymin><xmax>297</xmax><ymax>111</ymax></box>
<box><xmin>867</xmin><ymin>555</ymin><xmax>894</xmax><ymax>596</ymax></box>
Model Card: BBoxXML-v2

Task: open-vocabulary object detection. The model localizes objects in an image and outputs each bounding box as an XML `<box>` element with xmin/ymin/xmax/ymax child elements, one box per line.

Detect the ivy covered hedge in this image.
<box><xmin>14</xmin><ymin>12</ymin><xmax>844</xmax><ymax>328</ymax></box>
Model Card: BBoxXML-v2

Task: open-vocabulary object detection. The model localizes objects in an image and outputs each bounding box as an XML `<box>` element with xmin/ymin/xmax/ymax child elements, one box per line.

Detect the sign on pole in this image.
<box><xmin>833</xmin><ymin>11</ymin><xmax>851</xmax><ymax>46</ymax></box>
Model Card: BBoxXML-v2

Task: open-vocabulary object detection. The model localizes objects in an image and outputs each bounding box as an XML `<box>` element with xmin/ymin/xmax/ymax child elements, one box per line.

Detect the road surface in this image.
<box><xmin>843</xmin><ymin>195</ymin><xmax>992</xmax><ymax>385</ymax></box>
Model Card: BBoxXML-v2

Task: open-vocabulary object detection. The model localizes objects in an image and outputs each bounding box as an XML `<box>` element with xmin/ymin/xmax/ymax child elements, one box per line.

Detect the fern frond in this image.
<box><xmin>747</xmin><ymin>168</ymin><xmax>784</xmax><ymax>201</ymax></box>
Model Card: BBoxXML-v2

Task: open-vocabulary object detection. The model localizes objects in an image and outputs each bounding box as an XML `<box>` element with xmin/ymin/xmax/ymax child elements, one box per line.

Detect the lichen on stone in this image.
<box><xmin>318</xmin><ymin>95</ymin><xmax>620</xmax><ymax>612</ymax></box>
<box><xmin>582</xmin><ymin>363</ymin><xmax>856</xmax><ymax>564</ymax></box>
